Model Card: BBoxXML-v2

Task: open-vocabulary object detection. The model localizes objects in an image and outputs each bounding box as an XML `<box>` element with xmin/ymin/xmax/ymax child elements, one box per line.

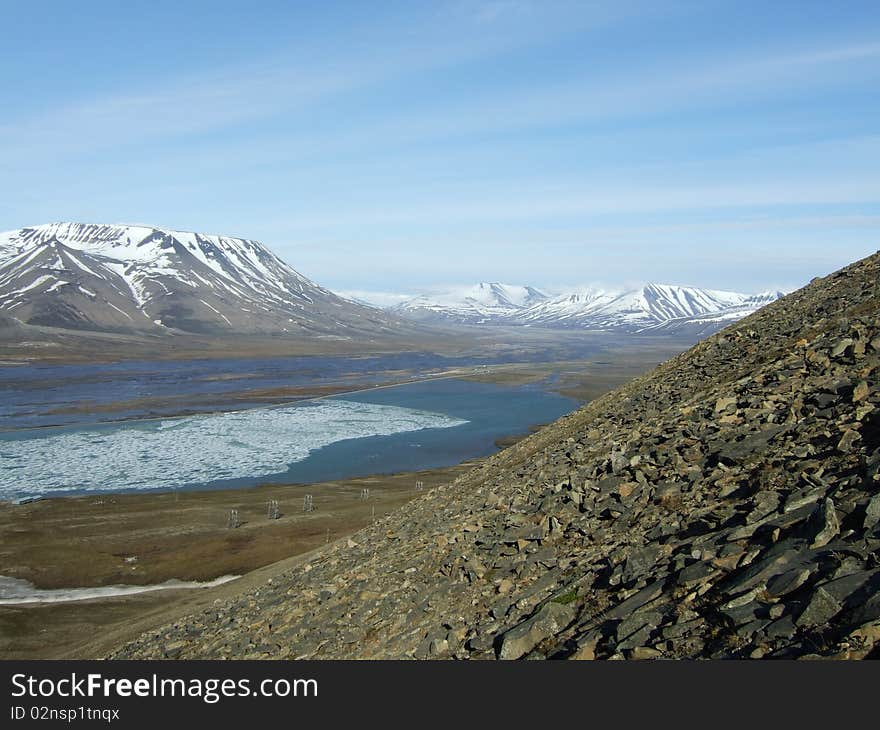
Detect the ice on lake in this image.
<box><xmin>0</xmin><ymin>399</ymin><xmax>467</xmax><ymax>502</ymax></box>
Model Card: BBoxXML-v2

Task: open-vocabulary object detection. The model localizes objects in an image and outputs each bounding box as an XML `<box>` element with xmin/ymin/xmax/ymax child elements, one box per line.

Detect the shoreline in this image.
<box><xmin>0</xmin><ymin>367</ymin><xmax>474</xmax><ymax>435</ymax></box>
<box><xmin>1</xmin><ymin>340</ymin><xmax>686</xmax><ymax>436</ymax></box>
<box><xmin>0</xmin><ymin>453</ymin><xmax>501</xmax><ymax>592</ymax></box>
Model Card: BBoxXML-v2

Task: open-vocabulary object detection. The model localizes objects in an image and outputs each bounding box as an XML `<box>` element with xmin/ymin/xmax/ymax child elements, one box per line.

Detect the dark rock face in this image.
<box><xmin>109</xmin><ymin>251</ymin><xmax>880</xmax><ymax>660</ymax></box>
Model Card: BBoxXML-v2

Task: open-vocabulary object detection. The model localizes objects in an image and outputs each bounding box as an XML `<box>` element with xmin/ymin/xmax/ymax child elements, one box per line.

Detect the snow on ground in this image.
<box><xmin>0</xmin><ymin>574</ymin><xmax>239</xmax><ymax>605</ymax></box>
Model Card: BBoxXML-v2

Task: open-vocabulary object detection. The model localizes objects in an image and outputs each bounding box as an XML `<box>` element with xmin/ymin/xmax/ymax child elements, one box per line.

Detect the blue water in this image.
<box><xmin>299</xmin><ymin>379</ymin><xmax>574</xmax><ymax>482</ymax></box>
<box><xmin>0</xmin><ymin>350</ymin><xmax>596</xmax><ymax>430</ymax></box>
<box><xmin>0</xmin><ymin>378</ymin><xmax>577</xmax><ymax>500</ymax></box>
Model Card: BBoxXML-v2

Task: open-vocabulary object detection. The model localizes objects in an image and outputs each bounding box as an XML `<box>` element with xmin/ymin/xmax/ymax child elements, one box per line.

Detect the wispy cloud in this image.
<box><xmin>14</xmin><ymin>35</ymin><xmax>871</xmax><ymax>179</ymax></box>
<box><xmin>10</xmin><ymin>9</ymin><xmax>875</xmax><ymax>170</ymax></box>
<box><xmin>251</xmin><ymin>174</ymin><xmax>880</xmax><ymax>231</ymax></box>
<box><xmin>335</xmin><ymin>290</ymin><xmax>416</xmax><ymax>308</ymax></box>
<box><xmin>0</xmin><ymin>2</ymin><xmax>630</xmax><ymax>167</ymax></box>
<box><xmin>342</xmin><ymin>41</ymin><xmax>880</xmax><ymax>146</ymax></box>
<box><xmin>0</xmin><ymin>64</ymin><xmax>359</xmax><ymax>164</ymax></box>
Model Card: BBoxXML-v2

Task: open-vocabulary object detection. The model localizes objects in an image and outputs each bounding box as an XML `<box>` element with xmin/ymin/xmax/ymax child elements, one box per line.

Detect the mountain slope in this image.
<box><xmin>392</xmin><ymin>282</ymin><xmax>549</xmax><ymax>324</ymax></box>
<box><xmin>111</xmin><ymin>250</ymin><xmax>880</xmax><ymax>660</ymax></box>
<box><xmin>0</xmin><ymin>223</ymin><xmax>402</xmax><ymax>336</ymax></box>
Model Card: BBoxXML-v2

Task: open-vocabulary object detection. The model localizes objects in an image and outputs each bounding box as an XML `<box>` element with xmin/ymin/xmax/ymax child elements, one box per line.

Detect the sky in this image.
<box><xmin>1</xmin><ymin>0</ymin><xmax>879</xmax><ymax>297</ymax></box>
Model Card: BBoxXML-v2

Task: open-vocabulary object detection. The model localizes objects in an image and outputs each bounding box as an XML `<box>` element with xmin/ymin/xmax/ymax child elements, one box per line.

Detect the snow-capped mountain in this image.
<box><xmin>0</xmin><ymin>223</ymin><xmax>400</xmax><ymax>336</ymax></box>
<box><xmin>519</xmin><ymin>283</ymin><xmax>784</xmax><ymax>331</ymax></box>
<box><xmin>392</xmin><ymin>282</ymin><xmax>784</xmax><ymax>333</ymax></box>
<box><xmin>0</xmin><ymin>223</ymin><xmax>784</xmax><ymax>340</ymax></box>
<box><xmin>392</xmin><ymin>282</ymin><xmax>549</xmax><ymax>324</ymax></box>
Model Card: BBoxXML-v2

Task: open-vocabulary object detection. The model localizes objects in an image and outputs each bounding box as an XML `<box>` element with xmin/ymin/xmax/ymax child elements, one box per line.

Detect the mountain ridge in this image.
<box><xmin>390</xmin><ymin>281</ymin><xmax>784</xmax><ymax>333</ymax></box>
<box><xmin>0</xmin><ymin>222</ymin><xmax>404</xmax><ymax>337</ymax></box>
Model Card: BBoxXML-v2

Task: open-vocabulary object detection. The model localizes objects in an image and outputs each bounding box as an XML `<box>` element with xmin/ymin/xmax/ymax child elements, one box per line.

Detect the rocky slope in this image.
<box><xmin>0</xmin><ymin>223</ymin><xmax>404</xmax><ymax>337</ymax></box>
<box><xmin>109</xmin><ymin>251</ymin><xmax>880</xmax><ymax>660</ymax></box>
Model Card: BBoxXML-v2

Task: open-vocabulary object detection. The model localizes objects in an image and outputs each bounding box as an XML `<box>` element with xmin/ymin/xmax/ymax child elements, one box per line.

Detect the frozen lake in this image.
<box><xmin>0</xmin><ymin>378</ymin><xmax>577</xmax><ymax>501</ymax></box>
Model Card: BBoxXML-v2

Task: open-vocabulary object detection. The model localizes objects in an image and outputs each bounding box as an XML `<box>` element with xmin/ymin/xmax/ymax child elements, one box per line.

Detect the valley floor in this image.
<box><xmin>0</xmin><ymin>460</ymin><xmax>479</xmax><ymax>659</ymax></box>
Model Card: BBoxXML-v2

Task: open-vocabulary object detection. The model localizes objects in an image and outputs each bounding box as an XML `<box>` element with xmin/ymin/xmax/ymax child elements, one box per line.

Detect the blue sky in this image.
<box><xmin>2</xmin><ymin>0</ymin><xmax>878</xmax><ymax>296</ymax></box>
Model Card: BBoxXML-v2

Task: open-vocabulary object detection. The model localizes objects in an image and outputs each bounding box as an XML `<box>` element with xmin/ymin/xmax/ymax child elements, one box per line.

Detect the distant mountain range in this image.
<box><xmin>0</xmin><ymin>223</ymin><xmax>403</xmax><ymax>338</ymax></box>
<box><xmin>0</xmin><ymin>222</ymin><xmax>784</xmax><ymax>340</ymax></box>
<box><xmin>393</xmin><ymin>282</ymin><xmax>549</xmax><ymax>324</ymax></box>
<box><xmin>388</xmin><ymin>282</ymin><xmax>785</xmax><ymax>334</ymax></box>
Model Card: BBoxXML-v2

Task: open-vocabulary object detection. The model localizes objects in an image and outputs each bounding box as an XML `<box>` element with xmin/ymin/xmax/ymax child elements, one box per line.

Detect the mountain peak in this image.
<box><xmin>0</xmin><ymin>222</ymin><xmax>399</xmax><ymax>337</ymax></box>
